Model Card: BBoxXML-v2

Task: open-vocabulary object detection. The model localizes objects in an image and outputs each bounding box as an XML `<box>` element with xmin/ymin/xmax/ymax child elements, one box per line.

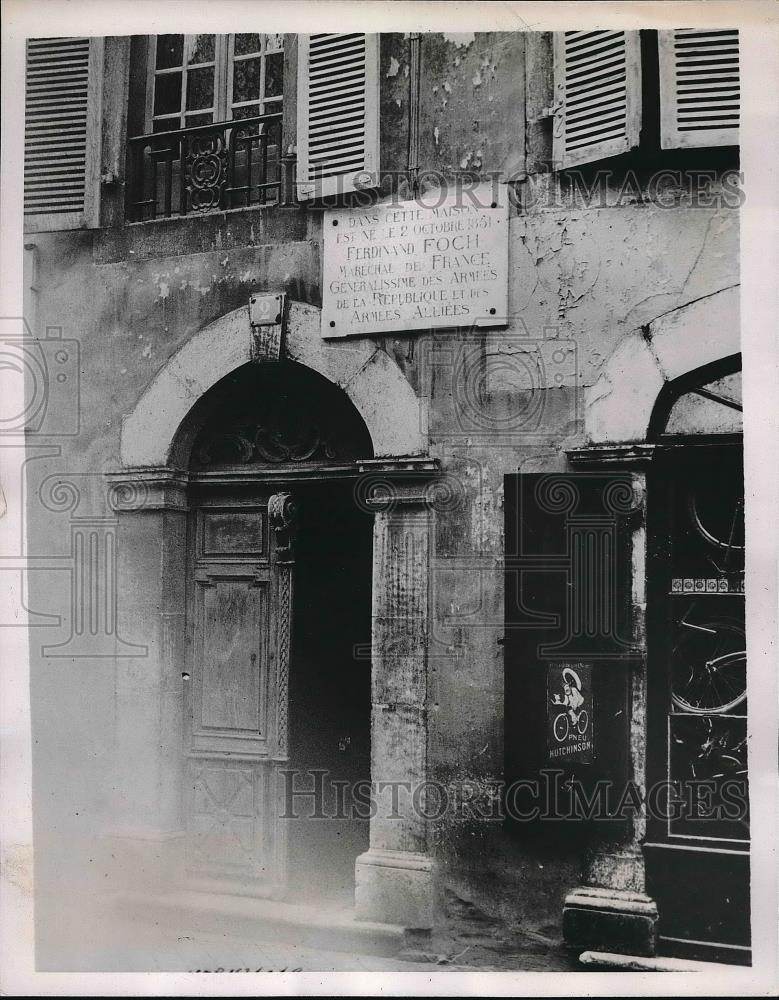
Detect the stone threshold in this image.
<box><xmin>117</xmin><ymin>889</ymin><xmax>410</xmax><ymax>959</ymax></box>
<box><xmin>579</xmin><ymin>950</ymin><xmax>751</xmax><ymax>973</ymax></box>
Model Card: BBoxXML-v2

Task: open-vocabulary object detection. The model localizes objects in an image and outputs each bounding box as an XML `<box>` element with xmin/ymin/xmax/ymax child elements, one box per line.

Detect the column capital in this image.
<box><xmin>354</xmin><ymin>466</ymin><xmax>459</xmax><ymax>517</ymax></box>
<box><xmin>105</xmin><ymin>466</ymin><xmax>189</xmax><ymax>513</ymax></box>
<box><xmin>369</xmin><ymin>481</ymin><xmax>432</xmax><ymax>509</ymax></box>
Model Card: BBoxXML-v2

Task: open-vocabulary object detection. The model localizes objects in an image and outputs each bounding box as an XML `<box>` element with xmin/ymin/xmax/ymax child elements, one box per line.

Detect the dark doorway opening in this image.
<box><xmin>180</xmin><ymin>360</ymin><xmax>376</xmax><ymax>903</ymax></box>
<box><xmin>645</xmin><ymin>441</ymin><xmax>749</xmax><ymax>965</ymax></box>
<box><xmin>285</xmin><ymin>479</ymin><xmax>373</xmax><ymax>906</ymax></box>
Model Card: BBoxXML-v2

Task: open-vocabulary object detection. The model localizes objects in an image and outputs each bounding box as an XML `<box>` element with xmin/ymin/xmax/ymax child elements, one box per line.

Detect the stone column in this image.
<box><xmin>355</xmin><ymin>483</ymin><xmax>435</xmax><ymax>928</ymax></box>
<box><xmin>102</xmin><ymin>467</ymin><xmax>189</xmax><ymax>892</ymax></box>
<box><xmin>561</xmin><ymin>451</ymin><xmax>658</xmax><ymax>956</ymax></box>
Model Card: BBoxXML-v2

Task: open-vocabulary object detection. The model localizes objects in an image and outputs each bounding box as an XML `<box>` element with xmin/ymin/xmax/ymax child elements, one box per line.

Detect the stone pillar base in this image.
<box><xmin>562</xmin><ymin>886</ymin><xmax>658</xmax><ymax>957</ymax></box>
<box><xmin>355</xmin><ymin>849</ymin><xmax>434</xmax><ymax>929</ymax></box>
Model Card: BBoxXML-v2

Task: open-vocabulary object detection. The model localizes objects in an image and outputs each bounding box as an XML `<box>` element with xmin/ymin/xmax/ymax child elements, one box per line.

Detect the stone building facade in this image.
<box><xmin>19</xmin><ymin>29</ymin><xmax>746</xmax><ymax>966</ymax></box>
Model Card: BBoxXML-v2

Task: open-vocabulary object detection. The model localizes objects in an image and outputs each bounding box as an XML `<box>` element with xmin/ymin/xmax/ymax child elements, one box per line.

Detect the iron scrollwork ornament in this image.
<box><xmin>195</xmin><ymin>420</ymin><xmax>337</xmax><ymax>466</ymax></box>
<box><xmin>184</xmin><ymin>133</ymin><xmax>228</xmax><ymax>212</ymax></box>
<box><xmin>190</xmin><ymin>362</ymin><xmax>373</xmax><ymax>468</ymax></box>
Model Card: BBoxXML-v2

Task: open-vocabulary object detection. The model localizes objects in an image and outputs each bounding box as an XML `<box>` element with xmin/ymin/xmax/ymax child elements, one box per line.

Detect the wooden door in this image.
<box><xmin>184</xmin><ymin>489</ymin><xmax>296</xmax><ymax>896</ymax></box>
<box><xmin>504</xmin><ymin>472</ymin><xmax>638</xmax><ymax>845</ymax></box>
<box><xmin>645</xmin><ymin>444</ymin><xmax>750</xmax><ymax>964</ymax></box>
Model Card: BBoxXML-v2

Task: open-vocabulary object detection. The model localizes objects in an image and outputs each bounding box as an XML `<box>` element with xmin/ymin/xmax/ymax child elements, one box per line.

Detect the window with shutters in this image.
<box><xmin>128</xmin><ymin>34</ymin><xmax>285</xmax><ymax>220</ymax></box>
<box><xmin>658</xmin><ymin>29</ymin><xmax>739</xmax><ymax>149</ymax></box>
<box><xmin>24</xmin><ymin>36</ymin><xmax>103</xmax><ymax>231</ymax></box>
<box><xmin>552</xmin><ymin>29</ymin><xmax>739</xmax><ymax>169</ymax></box>
<box><xmin>296</xmin><ymin>33</ymin><xmax>379</xmax><ymax>200</ymax></box>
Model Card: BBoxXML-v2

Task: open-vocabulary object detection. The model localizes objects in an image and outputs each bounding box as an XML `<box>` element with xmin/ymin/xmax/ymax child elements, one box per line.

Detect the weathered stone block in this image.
<box><xmin>355</xmin><ymin>848</ymin><xmax>434</xmax><ymax>929</ymax></box>
<box><xmin>562</xmin><ymin>886</ymin><xmax>658</xmax><ymax>957</ymax></box>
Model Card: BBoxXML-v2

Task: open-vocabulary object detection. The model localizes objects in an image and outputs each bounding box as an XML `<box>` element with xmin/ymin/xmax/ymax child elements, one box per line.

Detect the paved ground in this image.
<box><xmin>36</xmin><ymin>904</ymin><xmax>433</xmax><ymax>972</ymax></box>
<box><xmin>35</xmin><ymin>890</ymin><xmax>582</xmax><ymax>973</ymax></box>
<box><xmin>67</xmin><ymin>932</ymin><xmax>439</xmax><ymax>973</ymax></box>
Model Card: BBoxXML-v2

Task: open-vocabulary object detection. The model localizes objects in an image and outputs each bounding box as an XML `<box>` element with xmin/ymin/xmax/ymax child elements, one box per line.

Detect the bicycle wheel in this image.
<box><xmin>576</xmin><ymin>710</ymin><xmax>589</xmax><ymax>735</ymax></box>
<box><xmin>672</xmin><ymin>620</ymin><xmax>746</xmax><ymax>714</ymax></box>
<box><xmin>553</xmin><ymin>713</ymin><xmax>569</xmax><ymax>742</ymax></box>
<box><xmin>687</xmin><ymin>476</ymin><xmax>744</xmax><ymax>553</ymax></box>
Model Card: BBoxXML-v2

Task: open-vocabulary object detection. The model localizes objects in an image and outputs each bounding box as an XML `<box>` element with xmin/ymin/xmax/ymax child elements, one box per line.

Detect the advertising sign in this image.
<box><xmin>547</xmin><ymin>662</ymin><xmax>594</xmax><ymax>764</ymax></box>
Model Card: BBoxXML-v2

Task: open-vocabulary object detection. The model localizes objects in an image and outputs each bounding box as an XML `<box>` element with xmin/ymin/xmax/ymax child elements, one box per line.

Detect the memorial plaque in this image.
<box><xmin>322</xmin><ymin>185</ymin><xmax>509</xmax><ymax>338</ymax></box>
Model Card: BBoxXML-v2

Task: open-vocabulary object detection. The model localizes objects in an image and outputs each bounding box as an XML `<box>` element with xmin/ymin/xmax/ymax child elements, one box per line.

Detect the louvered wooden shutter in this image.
<box><xmin>658</xmin><ymin>29</ymin><xmax>739</xmax><ymax>149</ymax></box>
<box><xmin>296</xmin><ymin>33</ymin><xmax>379</xmax><ymax>200</ymax></box>
<box><xmin>24</xmin><ymin>36</ymin><xmax>101</xmax><ymax>229</ymax></box>
<box><xmin>553</xmin><ymin>31</ymin><xmax>642</xmax><ymax>169</ymax></box>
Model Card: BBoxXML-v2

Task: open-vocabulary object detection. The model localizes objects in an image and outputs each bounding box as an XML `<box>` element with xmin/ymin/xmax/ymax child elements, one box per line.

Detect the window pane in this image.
<box><xmin>264</xmin><ymin>52</ymin><xmax>283</xmax><ymax>98</ymax></box>
<box><xmin>186</xmin><ymin>66</ymin><xmax>215</xmax><ymax>111</ymax></box>
<box><xmin>153</xmin><ymin>116</ymin><xmax>179</xmax><ymax>133</ymax></box>
<box><xmin>189</xmin><ymin>34</ymin><xmax>215</xmax><ymax>64</ymax></box>
<box><xmin>234</xmin><ymin>34</ymin><xmax>260</xmax><ymax>56</ymax></box>
<box><xmin>233</xmin><ymin>57</ymin><xmax>260</xmax><ymax>105</ymax></box>
<box><xmin>185</xmin><ymin>111</ymin><xmax>214</xmax><ymax>128</ymax></box>
<box><xmin>264</xmin><ymin>33</ymin><xmax>284</xmax><ymax>53</ymax></box>
<box><xmin>154</xmin><ymin>72</ymin><xmax>182</xmax><ymax>116</ymax></box>
<box><xmin>233</xmin><ymin>103</ymin><xmax>260</xmax><ymax>120</ymax></box>
<box><xmin>156</xmin><ymin>35</ymin><xmax>183</xmax><ymax>69</ymax></box>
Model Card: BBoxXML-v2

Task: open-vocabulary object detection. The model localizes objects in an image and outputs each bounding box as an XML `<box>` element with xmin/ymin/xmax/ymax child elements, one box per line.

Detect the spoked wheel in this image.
<box><xmin>553</xmin><ymin>713</ymin><xmax>569</xmax><ymax>742</ymax></box>
<box><xmin>672</xmin><ymin>620</ymin><xmax>746</xmax><ymax>714</ymax></box>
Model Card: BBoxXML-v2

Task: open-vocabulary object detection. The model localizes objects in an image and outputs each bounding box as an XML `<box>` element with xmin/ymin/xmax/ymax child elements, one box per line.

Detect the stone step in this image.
<box><xmin>116</xmin><ymin>889</ymin><xmax>409</xmax><ymax>958</ymax></box>
<box><xmin>579</xmin><ymin>949</ymin><xmax>750</xmax><ymax>972</ymax></box>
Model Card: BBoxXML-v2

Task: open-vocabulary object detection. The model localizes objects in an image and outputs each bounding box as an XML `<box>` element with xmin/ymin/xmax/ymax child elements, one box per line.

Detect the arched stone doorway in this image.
<box><xmin>562</xmin><ymin>288</ymin><xmax>743</xmax><ymax>960</ymax></box>
<box><xmin>178</xmin><ymin>360</ymin><xmax>376</xmax><ymax>903</ymax></box>
<box><xmin>644</xmin><ymin>355</ymin><xmax>748</xmax><ymax>964</ymax></box>
<box><xmin>108</xmin><ymin>301</ymin><xmax>438</xmax><ymax>927</ymax></box>
<box><xmin>119</xmin><ymin>299</ymin><xmax>426</xmax><ymax>467</ymax></box>
<box><xmin>583</xmin><ymin>285</ymin><xmax>739</xmax><ymax>444</ymax></box>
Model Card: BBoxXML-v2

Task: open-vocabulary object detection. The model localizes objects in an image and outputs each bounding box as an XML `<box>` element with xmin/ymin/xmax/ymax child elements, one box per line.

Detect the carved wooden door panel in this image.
<box><xmin>184</xmin><ymin>491</ymin><xmax>295</xmax><ymax>896</ymax></box>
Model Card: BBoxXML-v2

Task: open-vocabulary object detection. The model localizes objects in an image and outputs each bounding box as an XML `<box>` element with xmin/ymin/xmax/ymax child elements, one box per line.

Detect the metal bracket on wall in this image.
<box><xmin>249</xmin><ymin>291</ymin><xmax>287</xmax><ymax>363</ymax></box>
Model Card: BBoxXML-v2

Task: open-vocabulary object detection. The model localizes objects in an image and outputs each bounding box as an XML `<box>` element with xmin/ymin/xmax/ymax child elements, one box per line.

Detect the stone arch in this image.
<box><xmin>584</xmin><ymin>285</ymin><xmax>740</xmax><ymax>444</ymax></box>
<box><xmin>120</xmin><ymin>300</ymin><xmax>426</xmax><ymax>468</ymax></box>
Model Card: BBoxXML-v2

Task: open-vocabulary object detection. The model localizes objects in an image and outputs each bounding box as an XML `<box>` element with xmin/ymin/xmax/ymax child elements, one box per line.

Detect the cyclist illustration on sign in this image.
<box><xmin>551</xmin><ymin>666</ymin><xmax>589</xmax><ymax>742</ymax></box>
